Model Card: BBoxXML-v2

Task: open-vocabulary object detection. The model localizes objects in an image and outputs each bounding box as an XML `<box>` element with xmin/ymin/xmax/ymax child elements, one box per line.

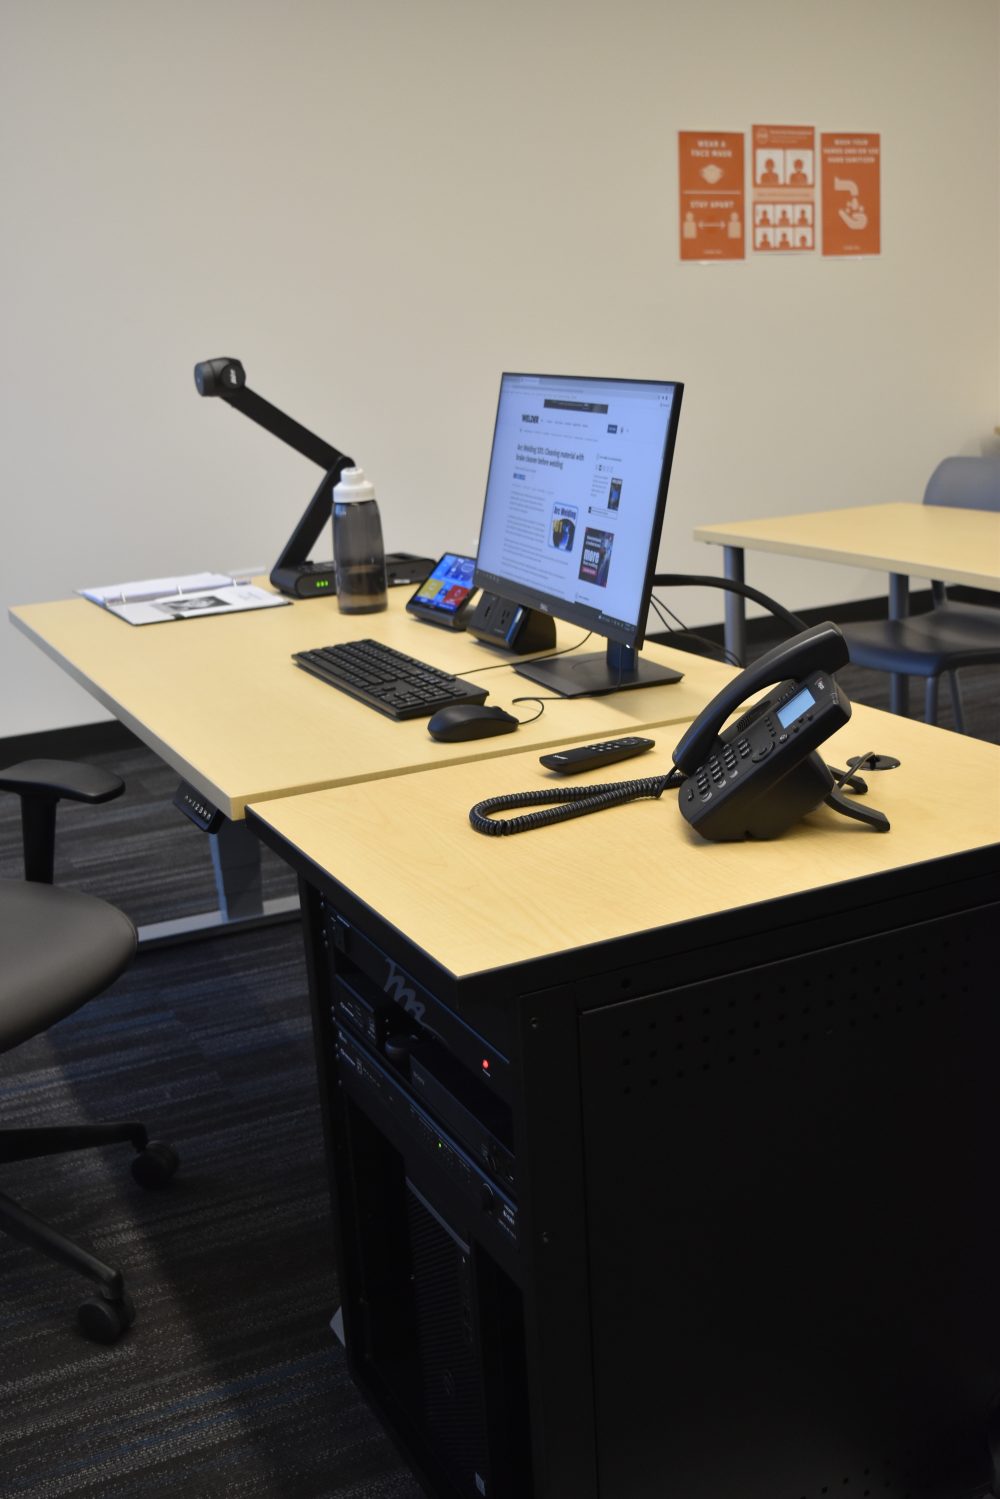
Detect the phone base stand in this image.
<box><xmin>824</xmin><ymin>785</ymin><xmax>890</xmax><ymax>832</ymax></box>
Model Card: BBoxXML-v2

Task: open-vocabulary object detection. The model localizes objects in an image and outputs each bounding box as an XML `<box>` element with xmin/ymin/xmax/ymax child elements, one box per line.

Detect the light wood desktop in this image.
<box><xmin>9</xmin><ymin>585</ymin><xmax>734</xmax><ymax>931</ymax></box>
<box><xmin>248</xmin><ymin>704</ymin><xmax>1000</xmax><ymax>1498</ymax></box>
<box><xmin>10</xmin><ymin>586</ymin><xmax>735</xmax><ymax>819</ymax></box>
<box><xmin>694</xmin><ymin>501</ymin><xmax>1000</xmax><ymax>665</ymax></box>
<box><xmin>251</xmin><ymin>703</ymin><xmax>1000</xmax><ymax>977</ymax></box>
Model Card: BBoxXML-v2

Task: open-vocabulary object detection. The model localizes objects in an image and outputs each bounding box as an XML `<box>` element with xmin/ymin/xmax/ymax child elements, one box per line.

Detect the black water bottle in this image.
<box><xmin>332</xmin><ymin>467</ymin><xmax>387</xmax><ymax>614</ymax></box>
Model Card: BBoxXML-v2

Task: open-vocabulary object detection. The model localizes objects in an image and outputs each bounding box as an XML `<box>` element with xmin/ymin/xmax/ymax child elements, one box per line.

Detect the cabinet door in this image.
<box><xmin>579</xmin><ymin>903</ymin><xmax>999</xmax><ymax>1499</ymax></box>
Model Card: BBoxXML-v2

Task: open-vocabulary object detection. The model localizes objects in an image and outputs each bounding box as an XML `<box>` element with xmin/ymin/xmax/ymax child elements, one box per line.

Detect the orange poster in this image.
<box><xmin>751</xmin><ymin>125</ymin><xmax>815</xmax><ymax>253</ymax></box>
<box><xmin>821</xmin><ymin>133</ymin><xmax>881</xmax><ymax>256</ymax></box>
<box><xmin>678</xmin><ymin>132</ymin><xmax>745</xmax><ymax>261</ymax></box>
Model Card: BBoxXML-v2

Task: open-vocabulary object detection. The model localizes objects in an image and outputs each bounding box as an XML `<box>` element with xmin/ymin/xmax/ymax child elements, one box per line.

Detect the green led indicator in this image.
<box><xmin>316</xmin><ymin>580</ymin><xmax>330</xmax><ymax>589</ymax></box>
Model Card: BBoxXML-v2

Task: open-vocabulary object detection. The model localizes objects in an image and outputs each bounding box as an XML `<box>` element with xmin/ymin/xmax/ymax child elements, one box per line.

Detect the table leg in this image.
<box><xmin>723</xmin><ymin>546</ymin><xmax>747</xmax><ymax>665</ymax></box>
<box><xmin>210</xmin><ymin>817</ymin><xmax>265</xmax><ymax>920</ymax></box>
<box><xmin>888</xmin><ymin>572</ymin><xmax>909</xmax><ymax>717</ymax></box>
<box><xmin>136</xmin><ymin>815</ymin><xmax>299</xmax><ymax>947</ymax></box>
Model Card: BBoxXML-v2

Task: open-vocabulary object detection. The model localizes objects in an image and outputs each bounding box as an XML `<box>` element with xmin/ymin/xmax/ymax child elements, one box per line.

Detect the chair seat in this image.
<box><xmin>844</xmin><ymin>604</ymin><xmax>1000</xmax><ymax>677</ymax></box>
<box><xmin>0</xmin><ymin>879</ymin><xmax>136</xmax><ymax>1052</ymax></box>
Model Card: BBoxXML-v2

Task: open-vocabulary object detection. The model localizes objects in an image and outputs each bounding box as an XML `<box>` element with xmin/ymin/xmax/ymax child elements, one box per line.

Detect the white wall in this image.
<box><xmin>2</xmin><ymin>0</ymin><xmax>998</xmax><ymax>737</ymax></box>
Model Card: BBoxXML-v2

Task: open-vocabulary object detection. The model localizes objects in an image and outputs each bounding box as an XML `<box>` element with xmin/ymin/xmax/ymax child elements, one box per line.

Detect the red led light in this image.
<box><xmin>481</xmin><ymin>1058</ymin><xmax>490</xmax><ymax>1071</ymax></box>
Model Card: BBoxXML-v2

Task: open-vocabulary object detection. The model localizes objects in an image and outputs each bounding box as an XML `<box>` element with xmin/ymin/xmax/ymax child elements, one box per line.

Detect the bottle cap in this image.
<box><xmin>334</xmin><ymin>466</ymin><xmax>375</xmax><ymax>503</ymax></box>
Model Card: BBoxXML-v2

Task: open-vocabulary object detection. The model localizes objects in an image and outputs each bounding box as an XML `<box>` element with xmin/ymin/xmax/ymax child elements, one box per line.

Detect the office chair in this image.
<box><xmin>0</xmin><ymin>758</ymin><xmax>178</xmax><ymax>1344</ymax></box>
<box><xmin>841</xmin><ymin>456</ymin><xmax>1000</xmax><ymax>729</ymax></box>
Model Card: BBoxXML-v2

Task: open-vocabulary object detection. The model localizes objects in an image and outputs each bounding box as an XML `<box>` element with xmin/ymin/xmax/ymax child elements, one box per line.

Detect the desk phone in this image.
<box><xmin>470</xmin><ymin>623</ymin><xmax>890</xmax><ymax>840</ymax></box>
<box><xmin>673</xmin><ymin>621</ymin><xmax>888</xmax><ymax>840</ymax></box>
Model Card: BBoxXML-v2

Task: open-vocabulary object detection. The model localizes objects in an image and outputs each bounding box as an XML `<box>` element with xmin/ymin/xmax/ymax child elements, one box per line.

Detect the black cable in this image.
<box><xmin>458</xmin><ymin>631</ymin><xmax>593</xmax><ymax>676</ymax></box>
<box><xmin>469</xmin><ymin>770</ymin><xmax>684</xmax><ymax>836</ymax></box>
<box><xmin>830</xmin><ymin>752</ymin><xmax>876</xmax><ymax>794</ymax></box>
<box><xmin>649</xmin><ymin>595</ymin><xmax>741</xmax><ymax>669</ymax></box>
<box><xmin>650</xmin><ymin>573</ymin><xmax>808</xmax><ymax>638</ymax></box>
<box><xmin>509</xmin><ymin>697</ymin><xmax>547</xmax><ymax>724</ymax></box>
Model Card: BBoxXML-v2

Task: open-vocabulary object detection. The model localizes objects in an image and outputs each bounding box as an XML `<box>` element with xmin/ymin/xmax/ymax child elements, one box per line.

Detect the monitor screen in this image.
<box><xmin>474</xmin><ymin>373</ymin><xmax>683</xmax><ymax>697</ymax></box>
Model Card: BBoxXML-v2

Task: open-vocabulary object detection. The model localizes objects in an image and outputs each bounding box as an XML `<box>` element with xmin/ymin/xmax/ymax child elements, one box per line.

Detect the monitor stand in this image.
<box><xmin>514</xmin><ymin>640</ymin><xmax>683</xmax><ymax>698</ymax></box>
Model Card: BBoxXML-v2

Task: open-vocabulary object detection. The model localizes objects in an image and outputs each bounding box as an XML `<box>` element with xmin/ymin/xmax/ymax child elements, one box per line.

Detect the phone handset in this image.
<box><xmin>672</xmin><ymin>621</ymin><xmax>888</xmax><ymax>841</ymax></box>
<box><xmin>672</xmin><ymin>621</ymin><xmax>849</xmax><ymax>774</ymax></box>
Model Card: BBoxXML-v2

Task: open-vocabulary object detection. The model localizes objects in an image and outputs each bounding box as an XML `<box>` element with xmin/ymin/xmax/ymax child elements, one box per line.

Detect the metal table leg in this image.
<box><xmin>723</xmin><ymin>546</ymin><xmax>747</xmax><ymax>665</ymax></box>
<box><xmin>136</xmin><ymin>796</ymin><xmax>299</xmax><ymax>947</ymax></box>
<box><xmin>888</xmin><ymin>572</ymin><xmax>909</xmax><ymax>717</ymax></box>
<box><xmin>210</xmin><ymin>816</ymin><xmax>265</xmax><ymax>920</ymax></box>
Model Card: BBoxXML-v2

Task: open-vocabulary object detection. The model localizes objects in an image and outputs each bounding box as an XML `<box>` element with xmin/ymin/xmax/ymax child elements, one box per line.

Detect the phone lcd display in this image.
<box><xmin>406</xmin><ymin>554</ymin><xmax>477</xmax><ymax>623</ymax></box>
<box><xmin>777</xmin><ymin>685</ymin><xmax>816</xmax><ymax>728</ymax></box>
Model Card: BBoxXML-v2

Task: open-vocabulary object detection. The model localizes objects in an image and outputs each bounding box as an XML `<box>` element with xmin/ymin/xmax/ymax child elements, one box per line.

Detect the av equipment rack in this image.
<box><xmin>249</xmin><ymin>808</ymin><xmax>1000</xmax><ymax>1499</ymax></box>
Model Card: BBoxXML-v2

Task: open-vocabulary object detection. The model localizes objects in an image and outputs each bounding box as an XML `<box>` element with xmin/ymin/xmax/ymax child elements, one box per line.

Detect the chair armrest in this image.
<box><xmin>0</xmin><ymin>758</ymin><xmax>125</xmax><ymax>805</ymax></box>
<box><xmin>0</xmin><ymin>759</ymin><xmax>125</xmax><ymax>883</ymax></box>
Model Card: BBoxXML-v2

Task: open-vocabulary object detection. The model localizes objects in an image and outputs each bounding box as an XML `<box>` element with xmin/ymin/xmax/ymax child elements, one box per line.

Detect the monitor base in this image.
<box><xmin>515</xmin><ymin>648</ymin><xmax>683</xmax><ymax>699</ymax></box>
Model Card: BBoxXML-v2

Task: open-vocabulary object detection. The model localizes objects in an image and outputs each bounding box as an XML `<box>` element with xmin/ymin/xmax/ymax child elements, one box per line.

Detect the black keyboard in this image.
<box><xmin>292</xmin><ymin>639</ymin><xmax>488</xmax><ymax>721</ymax></box>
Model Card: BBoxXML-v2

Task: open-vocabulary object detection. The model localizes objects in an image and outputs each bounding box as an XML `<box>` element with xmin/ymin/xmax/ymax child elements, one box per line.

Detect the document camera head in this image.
<box><xmin>194</xmin><ymin>357</ymin><xmax>246</xmax><ymax>397</ymax></box>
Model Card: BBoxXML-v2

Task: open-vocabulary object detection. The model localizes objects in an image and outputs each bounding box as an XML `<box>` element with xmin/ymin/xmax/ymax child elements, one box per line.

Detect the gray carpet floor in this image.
<box><xmin>0</xmin><ymin>763</ymin><xmax>423</xmax><ymax>1495</ymax></box>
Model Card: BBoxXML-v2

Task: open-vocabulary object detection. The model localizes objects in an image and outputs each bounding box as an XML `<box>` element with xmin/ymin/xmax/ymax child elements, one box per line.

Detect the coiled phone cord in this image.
<box><xmin>469</xmin><ymin>770</ymin><xmax>685</xmax><ymax>837</ymax></box>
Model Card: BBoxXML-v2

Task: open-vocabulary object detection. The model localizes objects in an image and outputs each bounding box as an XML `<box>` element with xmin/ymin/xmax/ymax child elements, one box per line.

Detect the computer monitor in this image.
<box><xmin>473</xmin><ymin>372</ymin><xmax>684</xmax><ymax>696</ymax></box>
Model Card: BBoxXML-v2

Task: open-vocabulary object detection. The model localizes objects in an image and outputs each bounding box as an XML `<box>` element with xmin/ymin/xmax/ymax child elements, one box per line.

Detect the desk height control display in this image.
<box><xmin>172</xmin><ymin>780</ymin><xmax>225</xmax><ymax>834</ymax></box>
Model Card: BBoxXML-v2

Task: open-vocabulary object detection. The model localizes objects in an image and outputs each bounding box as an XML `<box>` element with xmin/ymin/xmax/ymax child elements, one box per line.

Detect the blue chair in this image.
<box><xmin>842</xmin><ymin>457</ymin><xmax>1000</xmax><ymax>729</ymax></box>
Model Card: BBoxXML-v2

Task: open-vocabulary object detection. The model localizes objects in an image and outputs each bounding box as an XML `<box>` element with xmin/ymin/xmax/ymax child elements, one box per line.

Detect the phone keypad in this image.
<box><xmin>692</xmin><ymin>739</ymin><xmax>755</xmax><ymax>801</ymax></box>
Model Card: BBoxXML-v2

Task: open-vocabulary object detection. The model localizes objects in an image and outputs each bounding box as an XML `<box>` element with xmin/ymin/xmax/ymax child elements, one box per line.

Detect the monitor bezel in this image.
<box><xmin>473</xmin><ymin>372</ymin><xmax>684</xmax><ymax>652</ymax></box>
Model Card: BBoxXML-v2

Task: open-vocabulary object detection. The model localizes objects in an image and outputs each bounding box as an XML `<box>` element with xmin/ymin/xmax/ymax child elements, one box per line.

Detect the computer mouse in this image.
<box><xmin>427</xmin><ymin>704</ymin><xmax>520</xmax><ymax>742</ymax></box>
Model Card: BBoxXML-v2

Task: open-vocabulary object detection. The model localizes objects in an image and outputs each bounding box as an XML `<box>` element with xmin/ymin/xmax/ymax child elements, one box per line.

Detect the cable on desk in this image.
<box><xmin>457</xmin><ymin>631</ymin><xmax>593</xmax><ymax>677</ymax></box>
<box><xmin>509</xmin><ymin>697</ymin><xmax>547</xmax><ymax>724</ymax></box>
<box><xmin>469</xmin><ymin>770</ymin><xmax>684</xmax><ymax>836</ymax></box>
<box><xmin>830</xmin><ymin>751</ymin><xmax>876</xmax><ymax>793</ymax></box>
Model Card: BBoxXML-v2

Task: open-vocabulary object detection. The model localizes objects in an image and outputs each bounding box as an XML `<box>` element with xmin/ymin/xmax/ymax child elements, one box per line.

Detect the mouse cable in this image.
<box><xmin>469</xmin><ymin>769</ymin><xmax>685</xmax><ymax>836</ymax></box>
<box><xmin>506</xmin><ymin>691</ymin><xmax>583</xmax><ymax>727</ymax></box>
<box><xmin>509</xmin><ymin>696</ymin><xmax>547</xmax><ymax>724</ymax></box>
<box><xmin>508</xmin><ymin>678</ymin><xmax>634</xmax><ymax>725</ymax></box>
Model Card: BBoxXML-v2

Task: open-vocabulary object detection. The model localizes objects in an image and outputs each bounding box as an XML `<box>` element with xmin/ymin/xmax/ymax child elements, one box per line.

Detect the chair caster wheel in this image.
<box><xmin>131</xmin><ymin>1140</ymin><xmax>179</xmax><ymax>1189</ymax></box>
<box><xmin>78</xmin><ymin>1291</ymin><xmax>136</xmax><ymax>1344</ymax></box>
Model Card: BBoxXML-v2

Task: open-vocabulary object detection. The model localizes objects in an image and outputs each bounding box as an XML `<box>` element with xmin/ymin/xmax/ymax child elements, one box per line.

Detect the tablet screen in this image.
<box><xmin>408</xmin><ymin>554</ymin><xmax>477</xmax><ymax>617</ymax></box>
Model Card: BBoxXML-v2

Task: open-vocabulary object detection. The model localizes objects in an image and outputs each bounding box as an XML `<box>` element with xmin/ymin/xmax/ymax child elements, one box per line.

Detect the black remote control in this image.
<box><xmin>539</xmin><ymin>737</ymin><xmax>655</xmax><ymax>774</ymax></box>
